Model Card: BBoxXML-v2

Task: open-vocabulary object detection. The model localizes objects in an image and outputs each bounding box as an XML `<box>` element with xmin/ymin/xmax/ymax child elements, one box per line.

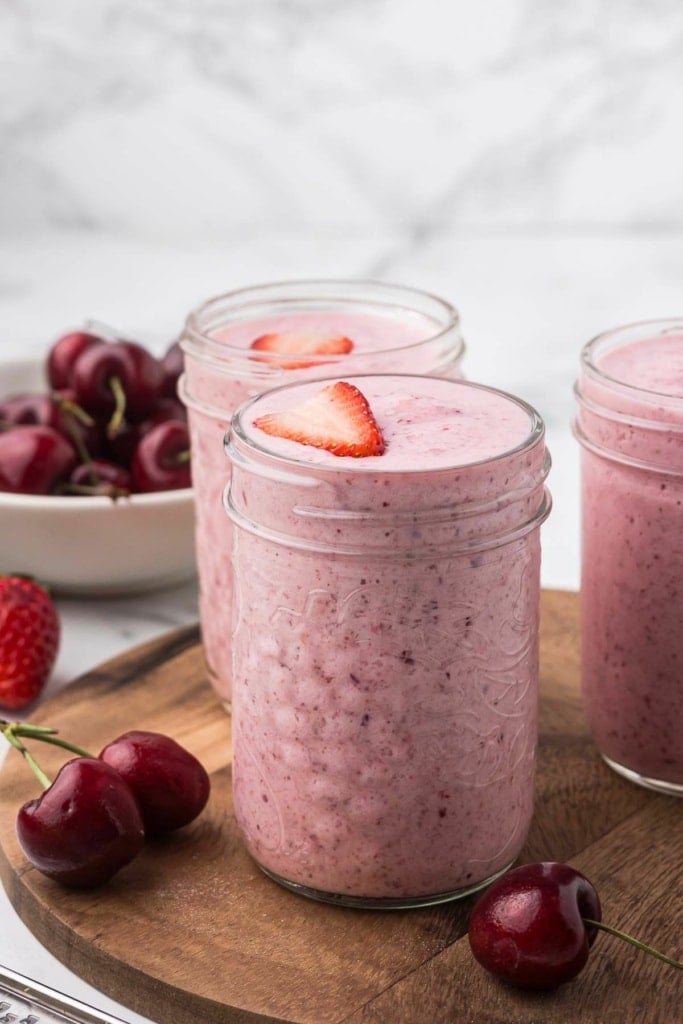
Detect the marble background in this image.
<box><xmin>1</xmin><ymin>4</ymin><xmax>682</xmax><ymax>1020</ymax></box>
<box><xmin>3</xmin><ymin>0</ymin><xmax>683</xmax><ymax>237</ymax></box>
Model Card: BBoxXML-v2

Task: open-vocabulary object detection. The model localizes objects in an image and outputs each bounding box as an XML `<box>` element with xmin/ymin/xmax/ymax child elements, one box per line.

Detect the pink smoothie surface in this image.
<box><xmin>230</xmin><ymin>375</ymin><xmax>547</xmax><ymax>900</ymax></box>
<box><xmin>579</xmin><ymin>330</ymin><xmax>683</xmax><ymax>786</ymax></box>
<box><xmin>182</xmin><ymin>310</ymin><xmax>464</xmax><ymax>705</ymax></box>
<box><xmin>210</xmin><ymin>309</ymin><xmax>438</xmax><ymax>353</ymax></box>
<box><xmin>244</xmin><ymin>375</ymin><xmax>532</xmax><ymax>471</ymax></box>
<box><xmin>597</xmin><ymin>332</ymin><xmax>683</xmax><ymax>398</ymax></box>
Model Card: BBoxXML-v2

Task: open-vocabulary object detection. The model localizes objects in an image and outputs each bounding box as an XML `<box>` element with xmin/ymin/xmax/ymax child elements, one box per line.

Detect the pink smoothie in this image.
<box><xmin>600</xmin><ymin>334</ymin><xmax>683</xmax><ymax>396</ymax></box>
<box><xmin>226</xmin><ymin>375</ymin><xmax>550</xmax><ymax>904</ymax></box>
<box><xmin>180</xmin><ymin>286</ymin><xmax>465</xmax><ymax>707</ymax></box>
<box><xmin>576</xmin><ymin>326</ymin><xmax>683</xmax><ymax>791</ymax></box>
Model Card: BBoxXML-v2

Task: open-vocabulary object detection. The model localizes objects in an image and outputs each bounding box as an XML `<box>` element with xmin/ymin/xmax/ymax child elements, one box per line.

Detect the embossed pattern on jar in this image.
<box><xmin>226</xmin><ymin>375</ymin><xmax>551</xmax><ymax>907</ymax></box>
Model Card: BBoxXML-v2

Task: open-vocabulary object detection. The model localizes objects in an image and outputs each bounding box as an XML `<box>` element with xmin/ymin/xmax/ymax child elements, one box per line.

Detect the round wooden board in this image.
<box><xmin>0</xmin><ymin>591</ymin><xmax>681</xmax><ymax>1024</ymax></box>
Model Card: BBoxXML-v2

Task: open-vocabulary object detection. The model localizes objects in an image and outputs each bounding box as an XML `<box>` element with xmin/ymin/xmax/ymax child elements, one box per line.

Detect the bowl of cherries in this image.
<box><xmin>0</xmin><ymin>329</ymin><xmax>195</xmax><ymax>594</ymax></box>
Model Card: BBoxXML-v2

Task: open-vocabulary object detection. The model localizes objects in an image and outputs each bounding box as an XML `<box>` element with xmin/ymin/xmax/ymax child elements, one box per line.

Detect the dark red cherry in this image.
<box><xmin>66</xmin><ymin>459</ymin><xmax>132</xmax><ymax>497</ymax></box>
<box><xmin>160</xmin><ymin>341</ymin><xmax>184</xmax><ymax>398</ymax></box>
<box><xmin>0</xmin><ymin>426</ymin><xmax>77</xmax><ymax>494</ymax></box>
<box><xmin>104</xmin><ymin>419</ymin><xmax>143</xmax><ymax>466</ymax></box>
<box><xmin>99</xmin><ymin>731</ymin><xmax>210</xmax><ymax>835</ymax></box>
<box><xmin>0</xmin><ymin>393</ymin><xmax>63</xmax><ymax>432</ymax></box>
<box><xmin>16</xmin><ymin>757</ymin><xmax>145</xmax><ymax>888</ymax></box>
<box><xmin>105</xmin><ymin>399</ymin><xmax>186</xmax><ymax>466</ymax></box>
<box><xmin>53</xmin><ymin>388</ymin><xmax>104</xmax><ymax>457</ymax></box>
<box><xmin>131</xmin><ymin>420</ymin><xmax>191</xmax><ymax>492</ymax></box>
<box><xmin>468</xmin><ymin>862</ymin><xmax>602</xmax><ymax>990</ymax></box>
<box><xmin>142</xmin><ymin>396</ymin><xmax>187</xmax><ymax>428</ymax></box>
<box><xmin>0</xmin><ymin>391</ymin><xmax>102</xmax><ymax>459</ymax></box>
<box><xmin>72</xmin><ymin>340</ymin><xmax>163</xmax><ymax>422</ymax></box>
<box><xmin>47</xmin><ymin>331</ymin><xmax>104</xmax><ymax>390</ymax></box>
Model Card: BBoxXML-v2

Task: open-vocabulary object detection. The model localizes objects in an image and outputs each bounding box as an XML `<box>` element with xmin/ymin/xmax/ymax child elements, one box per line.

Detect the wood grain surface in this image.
<box><xmin>0</xmin><ymin>591</ymin><xmax>680</xmax><ymax>1024</ymax></box>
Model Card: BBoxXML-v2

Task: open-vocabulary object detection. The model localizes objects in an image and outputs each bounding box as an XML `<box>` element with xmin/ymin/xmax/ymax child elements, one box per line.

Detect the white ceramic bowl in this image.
<box><xmin>0</xmin><ymin>357</ymin><xmax>196</xmax><ymax>595</ymax></box>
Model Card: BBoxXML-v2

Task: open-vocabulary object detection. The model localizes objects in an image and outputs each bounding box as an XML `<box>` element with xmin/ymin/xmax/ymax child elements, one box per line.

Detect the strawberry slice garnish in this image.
<box><xmin>253</xmin><ymin>381</ymin><xmax>385</xmax><ymax>458</ymax></box>
<box><xmin>249</xmin><ymin>332</ymin><xmax>354</xmax><ymax>370</ymax></box>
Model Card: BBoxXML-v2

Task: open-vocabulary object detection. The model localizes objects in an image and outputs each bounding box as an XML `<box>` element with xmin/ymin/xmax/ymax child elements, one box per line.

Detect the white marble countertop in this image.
<box><xmin>0</xmin><ymin>227</ymin><xmax>682</xmax><ymax>1021</ymax></box>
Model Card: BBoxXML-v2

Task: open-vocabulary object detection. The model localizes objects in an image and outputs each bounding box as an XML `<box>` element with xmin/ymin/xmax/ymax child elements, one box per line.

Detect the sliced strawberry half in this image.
<box><xmin>253</xmin><ymin>381</ymin><xmax>385</xmax><ymax>458</ymax></box>
<box><xmin>249</xmin><ymin>331</ymin><xmax>354</xmax><ymax>370</ymax></box>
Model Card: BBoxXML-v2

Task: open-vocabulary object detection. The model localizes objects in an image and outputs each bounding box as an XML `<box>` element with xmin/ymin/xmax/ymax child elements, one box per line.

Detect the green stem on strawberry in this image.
<box><xmin>107</xmin><ymin>375</ymin><xmax>127</xmax><ymax>438</ymax></box>
<box><xmin>2</xmin><ymin>727</ymin><xmax>52</xmax><ymax>791</ymax></box>
<box><xmin>583</xmin><ymin>919</ymin><xmax>683</xmax><ymax>971</ymax></box>
<box><xmin>0</xmin><ymin>720</ymin><xmax>93</xmax><ymax>759</ymax></box>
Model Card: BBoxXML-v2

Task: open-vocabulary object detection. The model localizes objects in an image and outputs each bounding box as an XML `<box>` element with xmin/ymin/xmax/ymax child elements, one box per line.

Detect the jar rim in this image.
<box><xmin>228</xmin><ymin>373</ymin><xmax>546</xmax><ymax>478</ymax></box>
<box><xmin>182</xmin><ymin>278</ymin><xmax>463</xmax><ymax>364</ymax></box>
<box><xmin>224</xmin><ymin>479</ymin><xmax>552</xmax><ymax>558</ymax></box>
<box><xmin>580</xmin><ymin>317</ymin><xmax>683</xmax><ymax>409</ymax></box>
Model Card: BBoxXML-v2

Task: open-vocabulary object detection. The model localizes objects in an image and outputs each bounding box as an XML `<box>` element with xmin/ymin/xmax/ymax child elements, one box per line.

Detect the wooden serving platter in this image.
<box><xmin>0</xmin><ymin>591</ymin><xmax>681</xmax><ymax>1024</ymax></box>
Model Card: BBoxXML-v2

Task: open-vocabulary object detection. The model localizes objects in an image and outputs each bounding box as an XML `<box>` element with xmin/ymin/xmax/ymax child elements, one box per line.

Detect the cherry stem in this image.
<box><xmin>2</xmin><ymin>727</ymin><xmax>52</xmax><ymax>791</ymax></box>
<box><xmin>107</xmin><ymin>375</ymin><xmax>127</xmax><ymax>438</ymax></box>
<box><xmin>61</xmin><ymin>418</ymin><xmax>97</xmax><ymax>485</ymax></box>
<box><xmin>0</xmin><ymin>720</ymin><xmax>94</xmax><ymax>760</ymax></box>
<box><xmin>56</xmin><ymin>397</ymin><xmax>94</xmax><ymax>428</ymax></box>
<box><xmin>584</xmin><ymin>919</ymin><xmax>683</xmax><ymax>971</ymax></box>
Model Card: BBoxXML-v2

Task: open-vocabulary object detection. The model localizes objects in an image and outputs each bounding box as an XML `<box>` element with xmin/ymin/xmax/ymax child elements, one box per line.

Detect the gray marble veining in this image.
<box><xmin>2</xmin><ymin>1</ymin><xmax>683</xmax><ymax>239</ymax></box>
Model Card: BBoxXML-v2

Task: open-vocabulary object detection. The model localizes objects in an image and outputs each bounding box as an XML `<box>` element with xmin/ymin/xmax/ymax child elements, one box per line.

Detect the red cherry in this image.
<box><xmin>468</xmin><ymin>863</ymin><xmax>602</xmax><ymax>990</ymax></box>
<box><xmin>16</xmin><ymin>757</ymin><xmax>145</xmax><ymax>888</ymax></box>
<box><xmin>160</xmin><ymin>341</ymin><xmax>184</xmax><ymax>398</ymax></box>
<box><xmin>53</xmin><ymin>388</ymin><xmax>103</xmax><ymax>457</ymax></box>
<box><xmin>0</xmin><ymin>391</ymin><xmax>102</xmax><ymax>459</ymax></box>
<box><xmin>0</xmin><ymin>426</ymin><xmax>77</xmax><ymax>494</ymax></box>
<box><xmin>67</xmin><ymin>459</ymin><xmax>132</xmax><ymax>497</ymax></box>
<box><xmin>105</xmin><ymin>398</ymin><xmax>187</xmax><ymax>467</ymax></box>
<box><xmin>142</xmin><ymin>396</ymin><xmax>187</xmax><ymax>428</ymax></box>
<box><xmin>46</xmin><ymin>331</ymin><xmax>104</xmax><ymax>390</ymax></box>
<box><xmin>131</xmin><ymin>420</ymin><xmax>191</xmax><ymax>492</ymax></box>
<box><xmin>0</xmin><ymin>393</ymin><xmax>64</xmax><ymax>432</ymax></box>
<box><xmin>72</xmin><ymin>340</ymin><xmax>163</xmax><ymax>423</ymax></box>
<box><xmin>104</xmin><ymin>419</ymin><xmax>143</xmax><ymax>466</ymax></box>
<box><xmin>99</xmin><ymin>730</ymin><xmax>210</xmax><ymax>835</ymax></box>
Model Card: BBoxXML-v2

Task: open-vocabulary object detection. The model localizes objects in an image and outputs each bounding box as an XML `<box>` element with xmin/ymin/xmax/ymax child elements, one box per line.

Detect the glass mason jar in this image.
<box><xmin>574</xmin><ymin>319</ymin><xmax>683</xmax><ymax>796</ymax></box>
<box><xmin>225</xmin><ymin>374</ymin><xmax>551</xmax><ymax>908</ymax></box>
<box><xmin>179</xmin><ymin>281</ymin><xmax>465</xmax><ymax>709</ymax></box>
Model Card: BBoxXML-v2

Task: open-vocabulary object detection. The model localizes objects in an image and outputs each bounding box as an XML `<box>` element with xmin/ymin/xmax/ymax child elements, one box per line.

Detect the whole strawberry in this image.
<box><xmin>0</xmin><ymin>577</ymin><xmax>60</xmax><ymax>710</ymax></box>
